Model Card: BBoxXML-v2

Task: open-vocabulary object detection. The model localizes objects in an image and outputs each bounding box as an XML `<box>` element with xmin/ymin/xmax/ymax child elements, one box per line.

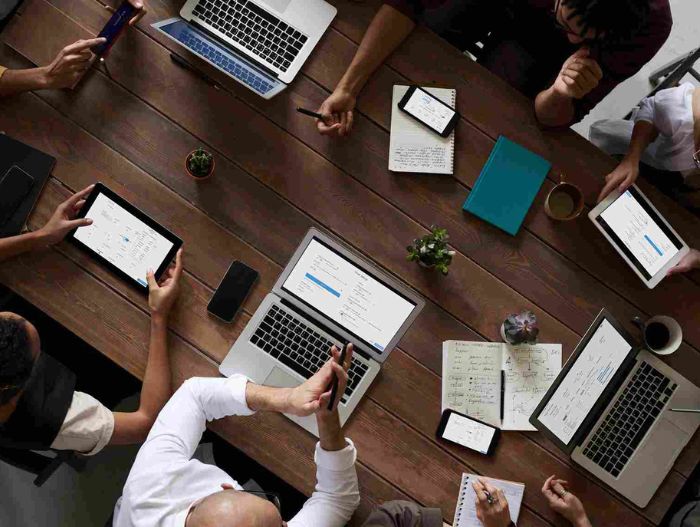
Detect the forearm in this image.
<box><xmin>0</xmin><ymin>231</ymin><xmax>47</xmax><ymax>262</ymax></box>
<box><xmin>245</xmin><ymin>382</ymin><xmax>292</xmax><ymax>413</ymax></box>
<box><xmin>138</xmin><ymin>315</ymin><xmax>172</xmax><ymax>419</ymax></box>
<box><xmin>0</xmin><ymin>68</ymin><xmax>47</xmax><ymax>97</ymax></box>
<box><xmin>625</xmin><ymin>120</ymin><xmax>659</xmax><ymax>162</ymax></box>
<box><xmin>535</xmin><ymin>87</ymin><xmax>575</xmax><ymax>127</ymax></box>
<box><xmin>573</xmin><ymin>516</ymin><xmax>592</xmax><ymax>527</ymax></box>
<box><xmin>317</xmin><ymin>412</ymin><xmax>346</xmax><ymax>451</ymax></box>
<box><xmin>336</xmin><ymin>4</ymin><xmax>415</xmax><ymax>97</ymax></box>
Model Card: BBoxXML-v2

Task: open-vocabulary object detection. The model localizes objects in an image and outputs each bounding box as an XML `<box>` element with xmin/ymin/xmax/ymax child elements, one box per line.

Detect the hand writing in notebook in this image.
<box><xmin>472</xmin><ymin>478</ymin><xmax>514</xmax><ymax>527</ymax></box>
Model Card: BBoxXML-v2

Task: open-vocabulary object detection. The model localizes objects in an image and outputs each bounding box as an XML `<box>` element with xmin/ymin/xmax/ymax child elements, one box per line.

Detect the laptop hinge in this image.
<box><xmin>278</xmin><ymin>298</ymin><xmax>373</xmax><ymax>362</ymax></box>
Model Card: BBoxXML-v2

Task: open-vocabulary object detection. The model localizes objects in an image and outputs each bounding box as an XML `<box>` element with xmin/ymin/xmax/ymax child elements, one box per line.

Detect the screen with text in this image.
<box><xmin>73</xmin><ymin>193</ymin><xmax>174</xmax><ymax>287</ymax></box>
<box><xmin>282</xmin><ymin>239</ymin><xmax>416</xmax><ymax>352</ymax></box>
<box><xmin>443</xmin><ymin>413</ymin><xmax>496</xmax><ymax>454</ymax></box>
<box><xmin>599</xmin><ymin>190</ymin><xmax>681</xmax><ymax>278</ymax></box>
<box><xmin>403</xmin><ymin>88</ymin><xmax>454</xmax><ymax>134</ymax></box>
<box><xmin>539</xmin><ymin>319</ymin><xmax>632</xmax><ymax>444</ymax></box>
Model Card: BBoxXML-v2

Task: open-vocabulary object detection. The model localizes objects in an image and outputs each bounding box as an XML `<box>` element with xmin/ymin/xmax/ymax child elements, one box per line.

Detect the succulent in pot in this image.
<box><xmin>186</xmin><ymin>147</ymin><xmax>215</xmax><ymax>180</ymax></box>
<box><xmin>406</xmin><ymin>226</ymin><xmax>455</xmax><ymax>275</ymax></box>
<box><xmin>501</xmin><ymin>310</ymin><xmax>539</xmax><ymax>345</ymax></box>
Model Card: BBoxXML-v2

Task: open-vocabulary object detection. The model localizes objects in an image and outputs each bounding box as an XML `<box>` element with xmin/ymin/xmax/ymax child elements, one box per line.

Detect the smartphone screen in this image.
<box><xmin>0</xmin><ymin>166</ymin><xmax>34</xmax><ymax>225</ymax></box>
<box><xmin>207</xmin><ymin>261</ymin><xmax>259</xmax><ymax>322</ymax></box>
<box><xmin>92</xmin><ymin>1</ymin><xmax>137</xmax><ymax>56</ymax></box>
<box><xmin>399</xmin><ymin>86</ymin><xmax>458</xmax><ymax>137</ymax></box>
<box><xmin>437</xmin><ymin>410</ymin><xmax>499</xmax><ymax>455</ymax></box>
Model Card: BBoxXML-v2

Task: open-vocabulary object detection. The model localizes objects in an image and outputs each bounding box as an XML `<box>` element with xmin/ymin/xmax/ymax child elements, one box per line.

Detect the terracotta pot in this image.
<box><xmin>185</xmin><ymin>150</ymin><xmax>215</xmax><ymax>181</ymax></box>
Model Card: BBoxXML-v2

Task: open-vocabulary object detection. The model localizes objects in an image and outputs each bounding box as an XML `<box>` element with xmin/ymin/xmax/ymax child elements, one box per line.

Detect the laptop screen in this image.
<box><xmin>538</xmin><ymin>319</ymin><xmax>633</xmax><ymax>444</ymax></box>
<box><xmin>282</xmin><ymin>237</ymin><xmax>417</xmax><ymax>353</ymax></box>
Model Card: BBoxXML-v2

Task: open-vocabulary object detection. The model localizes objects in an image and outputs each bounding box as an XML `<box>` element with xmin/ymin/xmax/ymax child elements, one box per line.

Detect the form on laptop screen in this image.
<box><xmin>73</xmin><ymin>193</ymin><xmax>174</xmax><ymax>287</ymax></box>
<box><xmin>282</xmin><ymin>238</ymin><xmax>417</xmax><ymax>353</ymax></box>
<box><xmin>596</xmin><ymin>188</ymin><xmax>683</xmax><ymax>279</ymax></box>
<box><xmin>539</xmin><ymin>319</ymin><xmax>633</xmax><ymax>444</ymax></box>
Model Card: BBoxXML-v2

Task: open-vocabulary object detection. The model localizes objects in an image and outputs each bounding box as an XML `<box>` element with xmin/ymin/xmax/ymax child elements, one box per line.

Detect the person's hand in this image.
<box><xmin>286</xmin><ymin>344</ymin><xmax>353</xmax><ymax>416</ymax></box>
<box><xmin>542</xmin><ymin>476</ymin><xmax>591</xmax><ymax>527</ymax></box>
<box><xmin>667</xmin><ymin>249</ymin><xmax>700</xmax><ymax>276</ymax></box>
<box><xmin>147</xmin><ymin>248</ymin><xmax>184</xmax><ymax>318</ymax></box>
<box><xmin>473</xmin><ymin>478</ymin><xmax>512</xmax><ymax>527</ymax></box>
<box><xmin>126</xmin><ymin>0</ymin><xmax>147</xmax><ymax>25</ymax></box>
<box><xmin>36</xmin><ymin>185</ymin><xmax>95</xmax><ymax>245</ymax></box>
<box><xmin>598</xmin><ymin>156</ymin><xmax>640</xmax><ymax>202</ymax></box>
<box><xmin>552</xmin><ymin>47</ymin><xmax>603</xmax><ymax>100</ymax></box>
<box><xmin>316</xmin><ymin>88</ymin><xmax>356</xmax><ymax>137</ymax></box>
<box><xmin>39</xmin><ymin>39</ymin><xmax>105</xmax><ymax>90</ymax></box>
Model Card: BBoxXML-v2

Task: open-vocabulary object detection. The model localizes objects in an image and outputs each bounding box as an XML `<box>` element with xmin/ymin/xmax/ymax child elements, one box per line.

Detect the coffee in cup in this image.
<box><xmin>632</xmin><ymin>315</ymin><xmax>683</xmax><ymax>355</ymax></box>
<box><xmin>544</xmin><ymin>175</ymin><xmax>584</xmax><ymax>221</ymax></box>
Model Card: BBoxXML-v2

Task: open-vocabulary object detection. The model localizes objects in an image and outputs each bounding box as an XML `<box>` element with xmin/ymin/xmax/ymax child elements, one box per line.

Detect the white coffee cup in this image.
<box><xmin>632</xmin><ymin>315</ymin><xmax>683</xmax><ymax>356</ymax></box>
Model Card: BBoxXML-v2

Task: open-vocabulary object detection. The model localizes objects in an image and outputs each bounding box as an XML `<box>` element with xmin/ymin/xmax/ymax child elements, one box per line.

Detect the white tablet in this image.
<box><xmin>589</xmin><ymin>185</ymin><xmax>689</xmax><ymax>289</ymax></box>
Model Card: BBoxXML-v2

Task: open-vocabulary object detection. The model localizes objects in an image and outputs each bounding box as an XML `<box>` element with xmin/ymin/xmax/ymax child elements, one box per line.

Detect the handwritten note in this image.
<box><xmin>501</xmin><ymin>344</ymin><xmax>562</xmax><ymax>431</ymax></box>
<box><xmin>442</xmin><ymin>341</ymin><xmax>501</xmax><ymax>427</ymax></box>
<box><xmin>453</xmin><ymin>473</ymin><xmax>524</xmax><ymax>527</ymax></box>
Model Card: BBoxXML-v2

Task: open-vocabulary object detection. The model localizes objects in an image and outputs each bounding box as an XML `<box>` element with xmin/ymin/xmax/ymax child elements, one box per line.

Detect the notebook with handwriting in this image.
<box><xmin>453</xmin><ymin>473</ymin><xmax>524</xmax><ymax>527</ymax></box>
<box><xmin>389</xmin><ymin>85</ymin><xmax>455</xmax><ymax>174</ymax></box>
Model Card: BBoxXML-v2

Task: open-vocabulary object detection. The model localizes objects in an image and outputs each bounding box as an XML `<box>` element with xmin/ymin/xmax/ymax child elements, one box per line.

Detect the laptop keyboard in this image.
<box><xmin>582</xmin><ymin>362</ymin><xmax>676</xmax><ymax>478</ymax></box>
<box><xmin>250</xmin><ymin>304</ymin><xmax>370</xmax><ymax>401</ymax></box>
<box><xmin>192</xmin><ymin>0</ymin><xmax>308</xmax><ymax>72</ymax></box>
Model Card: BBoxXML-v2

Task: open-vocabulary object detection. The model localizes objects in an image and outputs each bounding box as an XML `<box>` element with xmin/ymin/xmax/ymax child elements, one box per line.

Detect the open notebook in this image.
<box><xmin>389</xmin><ymin>85</ymin><xmax>456</xmax><ymax>174</ymax></box>
<box><xmin>453</xmin><ymin>473</ymin><xmax>524</xmax><ymax>527</ymax></box>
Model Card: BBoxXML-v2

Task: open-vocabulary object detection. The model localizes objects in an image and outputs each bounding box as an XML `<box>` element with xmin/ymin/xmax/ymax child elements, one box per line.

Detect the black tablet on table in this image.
<box><xmin>67</xmin><ymin>183</ymin><xmax>182</xmax><ymax>293</ymax></box>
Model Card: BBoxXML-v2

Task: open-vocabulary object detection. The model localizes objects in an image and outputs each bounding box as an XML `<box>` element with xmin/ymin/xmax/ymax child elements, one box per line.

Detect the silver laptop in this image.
<box><xmin>152</xmin><ymin>0</ymin><xmax>336</xmax><ymax>99</ymax></box>
<box><xmin>220</xmin><ymin>228</ymin><xmax>425</xmax><ymax>436</ymax></box>
<box><xmin>530</xmin><ymin>309</ymin><xmax>700</xmax><ymax>508</ymax></box>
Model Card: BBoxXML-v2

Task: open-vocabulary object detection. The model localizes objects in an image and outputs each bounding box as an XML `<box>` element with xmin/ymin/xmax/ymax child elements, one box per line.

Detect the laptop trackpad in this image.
<box><xmin>254</xmin><ymin>0</ymin><xmax>292</xmax><ymax>15</ymax></box>
<box><xmin>264</xmin><ymin>367</ymin><xmax>302</xmax><ymax>389</ymax></box>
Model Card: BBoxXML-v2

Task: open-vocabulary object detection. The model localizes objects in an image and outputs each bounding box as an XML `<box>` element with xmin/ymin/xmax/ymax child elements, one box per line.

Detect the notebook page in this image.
<box><xmin>453</xmin><ymin>473</ymin><xmax>524</xmax><ymax>527</ymax></box>
<box><xmin>501</xmin><ymin>343</ymin><xmax>562</xmax><ymax>431</ymax></box>
<box><xmin>389</xmin><ymin>85</ymin><xmax>455</xmax><ymax>174</ymax></box>
<box><xmin>442</xmin><ymin>341</ymin><xmax>502</xmax><ymax>427</ymax></box>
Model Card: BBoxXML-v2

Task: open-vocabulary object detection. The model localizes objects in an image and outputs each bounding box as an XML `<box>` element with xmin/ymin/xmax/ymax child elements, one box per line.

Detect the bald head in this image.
<box><xmin>187</xmin><ymin>489</ymin><xmax>282</xmax><ymax>527</ymax></box>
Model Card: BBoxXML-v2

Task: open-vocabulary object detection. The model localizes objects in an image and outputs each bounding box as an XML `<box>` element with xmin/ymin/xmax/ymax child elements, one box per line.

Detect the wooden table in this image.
<box><xmin>2</xmin><ymin>0</ymin><xmax>700</xmax><ymax>524</ymax></box>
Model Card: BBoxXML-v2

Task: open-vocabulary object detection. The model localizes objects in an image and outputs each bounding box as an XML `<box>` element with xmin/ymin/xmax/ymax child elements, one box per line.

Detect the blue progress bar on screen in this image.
<box><xmin>305</xmin><ymin>273</ymin><xmax>340</xmax><ymax>297</ymax></box>
<box><xmin>644</xmin><ymin>235</ymin><xmax>663</xmax><ymax>256</ymax></box>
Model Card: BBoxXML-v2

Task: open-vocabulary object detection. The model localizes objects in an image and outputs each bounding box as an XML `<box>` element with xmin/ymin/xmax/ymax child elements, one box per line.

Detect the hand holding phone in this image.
<box><xmin>92</xmin><ymin>1</ymin><xmax>141</xmax><ymax>57</ymax></box>
<box><xmin>436</xmin><ymin>409</ymin><xmax>500</xmax><ymax>455</ymax></box>
<box><xmin>398</xmin><ymin>85</ymin><xmax>459</xmax><ymax>137</ymax></box>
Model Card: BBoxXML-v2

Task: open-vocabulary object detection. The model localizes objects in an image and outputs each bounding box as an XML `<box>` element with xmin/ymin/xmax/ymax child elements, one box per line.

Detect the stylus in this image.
<box><xmin>327</xmin><ymin>343</ymin><xmax>348</xmax><ymax>411</ymax></box>
<box><xmin>296</xmin><ymin>107</ymin><xmax>325</xmax><ymax>120</ymax></box>
<box><xmin>170</xmin><ymin>53</ymin><xmax>221</xmax><ymax>90</ymax></box>
<box><xmin>670</xmin><ymin>408</ymin><xmax>700</xmax><ymax>413</ymax></box>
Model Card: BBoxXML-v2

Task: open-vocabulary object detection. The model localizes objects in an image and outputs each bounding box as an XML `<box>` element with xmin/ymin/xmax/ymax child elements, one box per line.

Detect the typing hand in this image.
<box><xmin>40</xmin><ymin>39</ymin><xmax>105</xmax><ymax>90</ymax></box>
<box><xmin>598</xmin><ymin>156</ymin><xmax>639</xmax><ymax>203</ymax></box>
<box><xmin>667</xmin><ymin>249</ymin><xmax>700</xmax><ymax>276</ymax></box>
<box><xmin>552</xmin><ymin>47</ymin><xmax>603</xmax><ymax>100</ymax></box>
<box><xmin>541</xmin><ymin>476</ymin><xmax>591</xmax><ymax>527</ymax></box>
<box><xmin>147</xmin><ymin>248</ymin><xmax>184</xmax><ymax>319</ymax></box>
<box><xmin>316</xmin><ymin>89</ymin><xmax>356</xmax><ymax>137</ymax></box>
<box><xmin>37</xmin><ymin>185</ymin><xmax>95</xmax><ymax>245</ymax></box>
<box><xmin>127</xmin><ymin>0</ymin><xmax>147</xmax><ymax>25</ymax></box>
<box><xmin>473</xmin><ymin>478</ymin><xmax>512</xmax><ymax>527</ymax></box>
<box><xmin>286</xmin><ymin>344</ymin><xmax>353</xmax><ymax>416</ymax></box>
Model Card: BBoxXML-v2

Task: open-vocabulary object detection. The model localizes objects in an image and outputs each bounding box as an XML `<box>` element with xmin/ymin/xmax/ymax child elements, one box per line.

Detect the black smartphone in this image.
<box><xmin>92</xmin><ymin>1</ymin><xmax>138</xmax><ymax>57</ymax></box>
<box><xmin>398</xmin><ymin>85</ymin><xmax>459</xmax><ymax>137</ymax></box>
<box><xmin>0</xmin><ymin>165</ymin><xmax>35</xmax><ymax>225</ymax></box>
<box><xmin>436</xmin><ymin>409</ymin><xmax>500</xmax><ymax>455</ymax></box>
<box><xmin>207</xmin><ymin>261</ymin><xmax>259</xmax><ymax>323</ymax></box>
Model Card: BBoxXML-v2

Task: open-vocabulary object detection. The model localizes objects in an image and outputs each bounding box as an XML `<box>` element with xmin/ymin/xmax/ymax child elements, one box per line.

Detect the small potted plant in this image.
<box><xmin>186</xmin><ymin>147</ymin><xmax>215</xmax><ymax>180</ymax></box>
<box><xmin>501</xmin><ymin>310</ymin><xmax>539</xmax><ymax>345</ymax></box>
<box><xmin>406</xmin><ymin>226</ymin><xmax>455</xmax><ymax>275</ymax></box>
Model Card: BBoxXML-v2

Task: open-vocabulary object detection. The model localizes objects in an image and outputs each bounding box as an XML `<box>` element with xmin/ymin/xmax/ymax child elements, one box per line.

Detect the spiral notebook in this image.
<box><xmin>453</xmin><ymin>473</ymin><xmax>524</xmax><ymax>527</ymax></box>
<box><xmin>389</xmin><ymin>85</ymin><xmax>456</xmax><ymax>174</ymax></box>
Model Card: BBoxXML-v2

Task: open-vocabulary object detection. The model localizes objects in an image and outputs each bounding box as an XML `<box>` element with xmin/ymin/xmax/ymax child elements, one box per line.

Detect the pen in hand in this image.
<box><xmin>296</xmin><ymin>107</ymin><xmax>327</xmax><ymax>122</ymax></box>
<box><xmin>327</xmin><ymin>343</ymin><xmax>349</xmax><ymax>411</ymax></box>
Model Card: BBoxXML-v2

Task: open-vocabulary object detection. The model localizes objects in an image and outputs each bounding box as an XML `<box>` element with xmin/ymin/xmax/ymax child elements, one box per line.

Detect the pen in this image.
<box><xmin>170</xmin><ymin>53</ymin><xmax>220</xmax><ymax>90</ymax></box>
<box><xmin>670</xmin><ymin>408</ymin><xmax>700</xmax><ymax>413</ymax></box>
<box><xmin>296</xmin><ymin>107</ymin><xmax>325</xmax><ymax>120</ymax></box>
<box><xmin>483</xmin><ymin>490</ymin><xmax>495</xmax><ymax>505</ymax></box>
<box><xmin>327</xmin><ymin>343</ymin><xmax>348</xmax><ymax>411</ymax></box>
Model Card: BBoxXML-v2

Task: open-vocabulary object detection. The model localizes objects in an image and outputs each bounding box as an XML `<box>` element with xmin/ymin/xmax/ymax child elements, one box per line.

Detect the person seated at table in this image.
<box><xmin>111</xmin><ymin>345</ymin><xmax>360</xmax><ymax>527</ymax></box>
<box><xmin>0</xmin><ymin>0</ymin><xmax>146</xmax><ymax>97</ymax></box>
<box><xmin>315</xmin><ymin>0</ymin><xmax>671</xmax><ymax>135</ymax></box>
<box><xmin>0</xmin><ymin>185</ymin><xmax>183</xmax><ymax>454</ymax></box>
<box><xmin>473</xmin><ymin>476</ymin><xmax>592</xmax><ymax>527</ymax></box>
<box><xmin>591</xmin><ymin>82</ymin><xmax>700</xmax><ymax>276</ymax></box>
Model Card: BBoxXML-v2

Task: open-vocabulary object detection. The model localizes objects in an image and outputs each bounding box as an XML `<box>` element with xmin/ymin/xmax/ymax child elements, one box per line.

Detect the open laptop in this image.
<box><xmin>220</xmin><ymin>228</ymin><xmax>425</xmax><ymax>436</ymax></box>
<box><xmin>152</xmin><ymin>0</ymin><xmax>336</xmax><ymax>99</ymax></box>
<box><xmin>530</xmin><ymin>309</ymin><xmax>700</xmax><ymax>508</ymax></box>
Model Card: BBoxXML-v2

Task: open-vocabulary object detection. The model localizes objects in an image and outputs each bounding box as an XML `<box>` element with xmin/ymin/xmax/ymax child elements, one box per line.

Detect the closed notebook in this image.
<box><xmin>453</xmin><ymin>473</ymin><xmax>524</xmax><ymax>527</ymax></box>
<box><xmin>463</xmin><ymin>136</ymin><xmax>550</xmax><ymax>235</ymax></box>
<box><xmin>389</xmin><ymin>85</ymin><xmax>456</xmax><ymax>174</ymax></box>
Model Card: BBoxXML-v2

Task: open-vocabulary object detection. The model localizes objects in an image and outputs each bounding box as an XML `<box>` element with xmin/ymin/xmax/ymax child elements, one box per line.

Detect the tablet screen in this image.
<box><xmin>73</xmin><ymin>192</ymin><xmax>175</xmax><ymax>287</ymax></box>
<box><xmin>596</xmin><ymin>188</ymin><xmax>683</xmax><ymax>280</ymax></box>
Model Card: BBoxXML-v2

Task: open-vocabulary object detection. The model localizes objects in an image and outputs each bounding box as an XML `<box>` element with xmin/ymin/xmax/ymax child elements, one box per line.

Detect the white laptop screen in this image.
<box><xmin>282</xmin><ymin>238</ymin><xmax>417</xmax><ymax>353</ymax></box>
<box><xmin>539</xmin><ymin>319</ymin><xmax>633</xmax><ymax>444</ymax></box>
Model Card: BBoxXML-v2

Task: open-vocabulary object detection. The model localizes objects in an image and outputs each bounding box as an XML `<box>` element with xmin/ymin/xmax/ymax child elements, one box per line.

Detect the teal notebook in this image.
<box><xmin>463</xmin><ymin>136</ymin><xmax>551</xmax><ymax>236</ymax></box>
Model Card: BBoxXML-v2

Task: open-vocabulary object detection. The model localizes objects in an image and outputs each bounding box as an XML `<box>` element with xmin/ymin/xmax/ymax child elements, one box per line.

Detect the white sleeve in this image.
<box><xmin>134</xmin><ymin>375</ymin><xmax>253</xmax><ymax>465</ymax></box>
<box><xmin>288</xmin><ymin>439</ymin><xmax>360</xmax><ymax>527</ymax></box>
<box><xmin>635</xmin><ymin>95</ymin><xmax>656</xmax><ymax>125</ymax></box>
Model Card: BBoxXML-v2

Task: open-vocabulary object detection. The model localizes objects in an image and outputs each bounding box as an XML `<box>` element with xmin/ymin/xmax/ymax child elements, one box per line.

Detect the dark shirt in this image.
<box><xmin>385</xmin><ymin>0</ymin><xmax>672</xmax><ymax>122</ymax></box>
<box><xmin>361</xmin><ymin>501</ymin><xmax>443</xmax><ymax>527</ymax></box>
